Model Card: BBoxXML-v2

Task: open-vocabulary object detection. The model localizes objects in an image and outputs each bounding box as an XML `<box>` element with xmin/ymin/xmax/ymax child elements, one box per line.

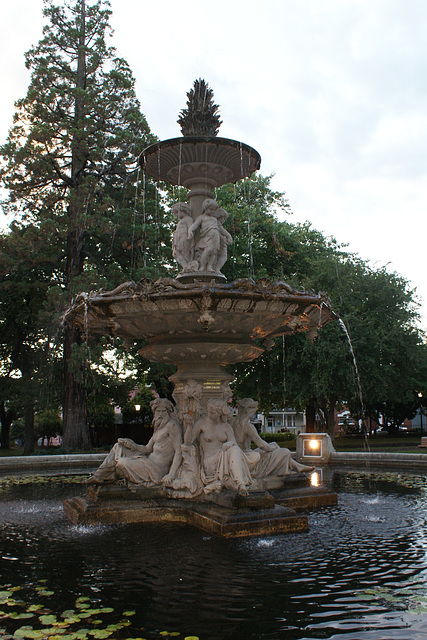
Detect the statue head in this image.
<box><xmin>171</xmin><ymin>202</ymin><xmax>191</xmax><ymax>219</ymax></box>
<box><xmin>206</xmin><ymin>398</ymin><xmax>230</xmax><ymax>421</ymax></box>
<box><xmin>238</xmin><ymin>398</ymin><xmax>259</xmax><ymax>416</ymax></box>
<box><xmin>150</xmin><ymin>397</ymin><xmax>174</xmax><ymax>415</ymax></box>
<box><xmin>214</xmin><ymin>207</ymin><xmax>228</xmax><ymax>223</ymax></box>
<box><xmin>202</xmin><ymin>198</ymin><xmax>218</xmax><ymax>215</ymax></box>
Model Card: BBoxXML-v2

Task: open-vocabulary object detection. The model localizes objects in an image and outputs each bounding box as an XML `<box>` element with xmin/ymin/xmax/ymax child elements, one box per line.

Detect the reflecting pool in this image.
<box><xmin>1</xmin><ymin>469</ymin><xmax>427</xmax><ymax>640</ymax></box>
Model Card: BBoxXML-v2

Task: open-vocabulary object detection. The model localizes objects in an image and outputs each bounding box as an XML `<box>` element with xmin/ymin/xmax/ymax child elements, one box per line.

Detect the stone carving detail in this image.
<box><xmin>69</xmin><ymin>276</ymin><xmax>329</xmax><ymax>311</ymax></box>
<box><xmin>191</xmin><ymin>399</ymin><xmax>252</xmax><ymax>496</ymax></box>
<box><xmin>86</xmin><ymin>397</ymin><xmax>314</xmax><ymax>497</ymax></box>
<box><xmin>170</xmin><ymin>198</ymin><xmax>233</xmax><ymax>276</ymax></box>
<box><xmin>85</xmin><ymin>398</ymin><xmax>182</xmax><ymax>488</ymax></box>
<box><xmin>180</xmin><ymin>379</ymin><xmax>203</xmax><ymax>445</ymax></box>
<box><xmin>177</xmin><ymin>78</ymin><xmax>222</xmax><ymax>137</ymax></box>
<box><xmin>187</xmin><ymin>198</ymin><xmax>232</xmax><ymax>274</ymax></box>
<box><xmin>171</xmin><ymin>202</ymin><xmax>197</xmax><ymax>271</ymax></box>
<box><xmin>231</xmin><ymin>398</ymin><xmax>314</xmax><ymax>489</ymax></box>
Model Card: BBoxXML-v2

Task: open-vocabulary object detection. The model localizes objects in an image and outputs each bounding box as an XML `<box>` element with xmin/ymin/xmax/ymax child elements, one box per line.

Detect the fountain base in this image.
<box><xmin>63</xmin><ymin>476</ymin><xmax>337</xmax><ymax>538</ymax></box>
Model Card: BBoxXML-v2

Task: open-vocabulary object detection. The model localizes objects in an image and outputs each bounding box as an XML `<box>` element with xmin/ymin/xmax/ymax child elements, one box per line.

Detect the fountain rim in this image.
<box><xmin>66</xmin><ymin>277</ymin><xmax>336</xmax><ymax>309</ymax></box>
<box><xmin>139</xmin><ymin>135</ymin><xmax>261</xmax><ymax>175</ymax></box>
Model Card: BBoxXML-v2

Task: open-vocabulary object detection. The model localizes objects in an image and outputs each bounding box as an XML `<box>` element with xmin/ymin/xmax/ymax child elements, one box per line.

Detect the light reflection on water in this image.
<box><xmin>1</xmin><ymin>469</ymin><xmax>427</xmax><ymax>639</ymax></box>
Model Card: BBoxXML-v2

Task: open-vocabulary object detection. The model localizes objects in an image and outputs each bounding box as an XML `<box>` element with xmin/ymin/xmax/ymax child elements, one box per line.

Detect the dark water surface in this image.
<box><xmin>1</xmin><ymin>469</ymin><xmax>427</xmax><ymax>640</ymax></box>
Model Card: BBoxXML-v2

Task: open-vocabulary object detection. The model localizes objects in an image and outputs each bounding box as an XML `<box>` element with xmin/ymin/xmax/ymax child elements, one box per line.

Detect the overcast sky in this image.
<box><xmin>2</xmin><ymin>0</ymin><xmax>427</xmax><ymax>329</ymax></box>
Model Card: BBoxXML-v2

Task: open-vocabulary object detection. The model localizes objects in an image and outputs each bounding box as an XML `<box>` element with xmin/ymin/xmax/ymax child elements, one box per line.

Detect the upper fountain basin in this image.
<box><xmin>139</xmin><ymin>137</ymin><xmax>261</xmax><ymax>188</ymax></box>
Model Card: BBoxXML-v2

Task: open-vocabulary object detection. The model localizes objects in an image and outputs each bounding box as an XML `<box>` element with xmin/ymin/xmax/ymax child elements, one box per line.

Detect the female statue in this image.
<box><xmin>191</xmin><ymin>398</ymin><xmax>252</xmax><ymax>496</ymax></box>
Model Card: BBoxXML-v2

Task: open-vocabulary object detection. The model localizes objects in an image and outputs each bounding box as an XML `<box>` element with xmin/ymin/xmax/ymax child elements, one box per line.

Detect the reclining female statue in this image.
<box><xmin>85</xmin><ymin>398</ymin><xmax>182</xmax><ymax>488</ymax></box>
<box><xmin>231</xmin><ymin>398</ymin><xmax>314</xmax><ymax>486</ymax></box>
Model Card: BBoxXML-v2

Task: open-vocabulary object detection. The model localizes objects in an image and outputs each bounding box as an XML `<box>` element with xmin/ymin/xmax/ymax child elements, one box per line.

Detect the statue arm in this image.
<box><xmin>246</xmin><ymin>424</ymin><xmax>275</xmax><ymax>451</ymax></box>
<box><xmin>190</xmin><ymin>420</ymin><xmax>202</xmax><ymax>444</ymax></box>
<box><xmin>162</xmin><ymin>428</ymin><xmax>183</xmax><ymax>485</ymax></box>
<box><xmin>118</xmin><ymin>438</ymin><xmax>147</xmax><ymax>454</ymax></box>
<box><xmin>188</xmin><ymin>217</ymin><xmax>201</xmax><ymax>238</ymax></box>
<box><xmin>220</xmin><ymin>227</ymin><xmax>233</xmax><ymax>244</ymax></box>
<box><xmin>143</xmin><ymin>436</ymin><xmax>155</xmax><ymax>454</ymax></box>
<box><xmin>223</xmin><ymin>422</ymin><xmax>238</xmax><ymax>449</ymax></box>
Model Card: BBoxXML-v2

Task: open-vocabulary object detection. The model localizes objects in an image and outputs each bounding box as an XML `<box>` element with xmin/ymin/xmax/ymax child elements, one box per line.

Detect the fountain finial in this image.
<box><xmin>178</xmin><ymin>78</ymin><xmax>222</xmax><ymax>137</ymax></box>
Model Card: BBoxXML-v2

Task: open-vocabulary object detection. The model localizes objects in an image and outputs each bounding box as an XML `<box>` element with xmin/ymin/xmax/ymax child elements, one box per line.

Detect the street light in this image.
<box><xmin>418</xmin><ymin>392</ymin><xmax>423</xmax><ymax>436</ymax></box>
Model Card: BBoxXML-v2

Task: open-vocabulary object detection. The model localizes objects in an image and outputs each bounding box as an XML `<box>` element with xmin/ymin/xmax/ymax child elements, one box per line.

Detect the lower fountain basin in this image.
<box><xmin>1</xmin><ymin>467</ymin><xmax>427</xmax><ymax>640</ymax></box>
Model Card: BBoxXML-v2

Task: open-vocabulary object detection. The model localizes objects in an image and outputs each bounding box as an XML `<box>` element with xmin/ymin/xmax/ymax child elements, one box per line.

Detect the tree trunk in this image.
<box><xmin>62</xmin><ymin>322</ymin><xmax>91</xmax><ymax>450</ymax></box>
<box><xmin>0</xmin><ymin>402</ymin><xmax>11</xmax><ymax>449</ymax></box>
<box><xmin>305</xmin><ymin>401</ymin><xmax>316</xmax><ymax>432</ymax></box>
<box><xmin>325</xmin><ymin>401</ymin><xmax>336</xmax><ymax>443</ymax></box>
<box><xmin>62</xmin><ymin>0</ymin><xmax>90</xmax><ymax>451</ymax></box>
<box><xmin>23</xmin><ymin>402</ymin><xmax>35</xmax><ymax>455</ymax></box>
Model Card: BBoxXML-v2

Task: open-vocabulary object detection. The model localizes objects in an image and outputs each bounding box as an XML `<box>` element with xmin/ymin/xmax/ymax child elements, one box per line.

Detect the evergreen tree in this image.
<box><xmin>0</xmin><ymin>0</ymin><xmax>154</xmax><ymax>449</ymax></box>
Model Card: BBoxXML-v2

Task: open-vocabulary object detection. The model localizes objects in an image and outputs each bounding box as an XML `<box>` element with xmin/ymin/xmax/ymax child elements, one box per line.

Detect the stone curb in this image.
<box><xmin>1</xmin><ymin>451</ymin><xmax>427</xmax><ymax>473</ymax></box>
<box><xmin>329</xmin><ymin>451</ymin><xmax>427</xmax><ymax>469</ymax></box>
<box><xmin>0</xmin><ymin>453</ymin><xmax>106</xmax><ymax>473</ymax></box>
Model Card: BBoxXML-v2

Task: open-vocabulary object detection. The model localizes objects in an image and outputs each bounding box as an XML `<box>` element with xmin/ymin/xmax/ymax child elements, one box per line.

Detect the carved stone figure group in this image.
<box><xmin>172</xmin><ymin>199</ymin><xmax>232</xmax><ymax>274</ymax></box>
<box><xmin>87</xmin><ymin>393</ymin><xmax>314</xmax><ymax>497</ymax></box>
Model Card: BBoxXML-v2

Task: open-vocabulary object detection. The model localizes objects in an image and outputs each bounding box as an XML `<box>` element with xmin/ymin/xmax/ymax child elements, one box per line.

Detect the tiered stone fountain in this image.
<box><xmin>64</xmin><ymin>80</ymin><xmax>337</xmax><ymax>537</ymax></box>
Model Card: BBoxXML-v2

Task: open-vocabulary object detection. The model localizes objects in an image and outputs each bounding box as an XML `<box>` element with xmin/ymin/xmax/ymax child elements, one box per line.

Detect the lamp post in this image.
<box><xmin>418</xmin><ymin>393</ymin><xmax>423</xmax><ymax>436</ymax></box>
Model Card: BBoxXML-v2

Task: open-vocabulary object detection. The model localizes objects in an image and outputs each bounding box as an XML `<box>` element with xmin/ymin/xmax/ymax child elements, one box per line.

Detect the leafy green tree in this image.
<box><xmin>0</xmin><ymin>222</ymin><xmax>61</xmax><ymax>452</ymax></box>
<box><xmin>0</xmin><ymin>0</ymin><xmax>155</xmax><ymax>449</ymax></box>
<box><xmin>224</xmin><ymin>199</ymin><xmax>427</xmax><ymax>439</ymax></box>
<box><xmin>34</xmin><ymin>408</ymin><xmax>63</xmax><ymax>445</ymax></box>
<box><xmin>215</xmin><ymin>174</ymin><xmax>292</xmax><ymax>281</ymax></box>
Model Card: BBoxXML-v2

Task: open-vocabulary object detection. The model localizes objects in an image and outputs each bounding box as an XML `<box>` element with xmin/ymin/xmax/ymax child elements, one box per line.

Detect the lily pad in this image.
<box><xmin>42</xmin><ymin>627</ymin><xmax>67</xmax><ymax>636</ymax></box>
<box><xmin>64</xmin><ymin>616</ymin><xmax>82</xmax><ymax>624</ymax></box>
<box><xmin>9</xmin><ymin>612</ymin><xmax>35</xmax><ymax>619</ymax></box>
<box><xmin>122</xmin><ymin>610</ymin><xmax>136</xmax><ymax>617</ymax></box>
<box><xmin>36</xmin><ymin>589</ymin><xmax>55</xmax><ymax>597</ymax></box>
<box><xmin>88</xmin><ymin>629</ymin><xmax>113</xmax><ymax>638</ymax></box>
<box><xmin>73</xmin><ymin>628</ymin><xmax>91</xmax><ymax>638</ymax></box>
<box><xmin>14</xmin><ymin>626</ymin><xmax>45</xmax><ymax>639</ymax></box>
<box><xmin>28</xmin><ymin>605</ymin><xmax>44</xmax><ymax>612</ymax></box>
<box><xmin>39</xmin><ymin>614</ymin><xmax>58</xmax><ymax>625</ymax></box>
<box><xmin>61</xmin><ymin>610</ymin><xmax>77</xmax><ymax>618</ymax></box>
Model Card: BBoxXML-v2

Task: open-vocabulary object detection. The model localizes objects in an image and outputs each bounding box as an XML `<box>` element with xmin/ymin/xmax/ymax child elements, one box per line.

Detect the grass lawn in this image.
<box><xmin>333</xmin><ymin>434</ymin><xmax>427</xmax><ymax>454</ymax></box>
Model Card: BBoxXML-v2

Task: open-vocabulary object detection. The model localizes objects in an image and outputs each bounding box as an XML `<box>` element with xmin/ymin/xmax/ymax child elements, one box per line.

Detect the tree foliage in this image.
<box><xmin>1</xmin><ymin>4</ymin><xmax>426</xmax><ymax>450</ymax></box>
<box><xmin>0</xmin><ymin>0</ymin><xmax>156</xmax><ymax>450</ymax></box>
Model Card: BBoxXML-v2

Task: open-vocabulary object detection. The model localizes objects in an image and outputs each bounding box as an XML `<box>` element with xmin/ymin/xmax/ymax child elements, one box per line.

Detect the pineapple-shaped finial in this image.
<box><xmin>178</xmin><ymin>78</ymin><xmax>222</xmax><ymax>137</ymax></box>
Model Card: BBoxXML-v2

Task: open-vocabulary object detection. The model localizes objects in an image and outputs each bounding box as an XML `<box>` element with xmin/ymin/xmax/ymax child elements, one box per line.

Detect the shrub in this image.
<box><xmin>260</xmin><ymin>431</ymin><xmax>296</xmax><ymax>443</ymax></box>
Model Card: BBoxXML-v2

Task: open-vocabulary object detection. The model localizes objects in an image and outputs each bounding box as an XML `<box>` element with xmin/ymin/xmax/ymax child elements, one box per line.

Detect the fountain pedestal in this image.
<box><xmin>64</xmin><ymin>475</ymin><xmax>337</xmax><ymax>538</ymax></box>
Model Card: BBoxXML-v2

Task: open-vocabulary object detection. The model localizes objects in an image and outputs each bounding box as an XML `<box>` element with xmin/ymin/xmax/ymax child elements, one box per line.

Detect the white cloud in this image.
<box><xmin>1</xmin><ymin>0</ymin><xmax>427</xmax><ymax>328</ymax></box>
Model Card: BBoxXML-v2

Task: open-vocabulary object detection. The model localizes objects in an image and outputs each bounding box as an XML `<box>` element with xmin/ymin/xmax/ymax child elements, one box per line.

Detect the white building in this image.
<box><xmin>253</xmin><ymin>409</ymin><xmax>306</xmax><ymax>435</ymax></box>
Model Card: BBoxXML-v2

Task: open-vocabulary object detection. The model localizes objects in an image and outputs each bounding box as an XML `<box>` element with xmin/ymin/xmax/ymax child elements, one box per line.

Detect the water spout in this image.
<box><xmin>338</xmin><ymin>318</ymin><xmax>365</xmax><ymax>418</ymax></box>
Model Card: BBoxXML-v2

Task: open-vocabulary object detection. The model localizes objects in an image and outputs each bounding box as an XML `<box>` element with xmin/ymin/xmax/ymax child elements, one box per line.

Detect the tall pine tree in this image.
<box><xmin>1</xmin><ymin>0</ymin><xmax>154</xmax><ymax>449</ymax></box>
